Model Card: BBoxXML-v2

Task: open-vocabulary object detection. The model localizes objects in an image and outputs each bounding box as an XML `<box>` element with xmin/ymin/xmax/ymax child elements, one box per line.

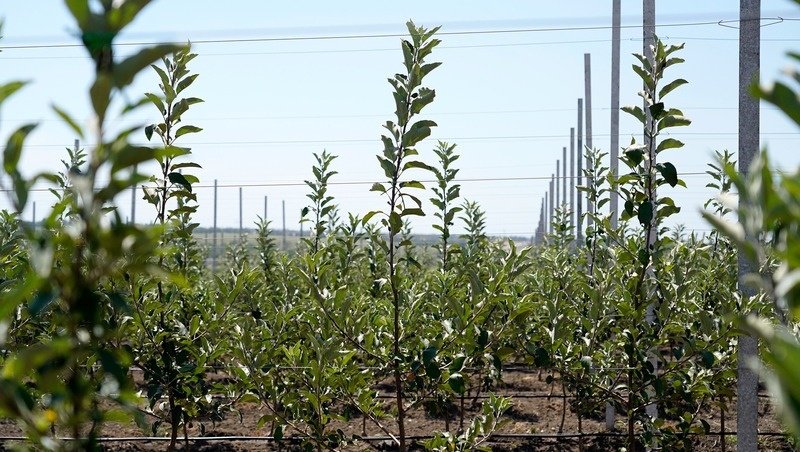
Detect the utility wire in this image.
<box><xmin>1</xmin><ymin>18</ymin><xmax>796</xmax><ymax>51</ymax></box>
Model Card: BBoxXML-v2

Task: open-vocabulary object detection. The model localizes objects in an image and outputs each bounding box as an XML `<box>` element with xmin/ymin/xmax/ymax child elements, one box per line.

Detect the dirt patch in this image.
<box><xmin>0</xmin><ymin>369</ymin><xmax>793</xmax><ymax>451</ymax></box>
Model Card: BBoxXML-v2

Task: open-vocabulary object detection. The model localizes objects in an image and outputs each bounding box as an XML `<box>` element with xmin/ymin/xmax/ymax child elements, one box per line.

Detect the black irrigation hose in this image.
<box><xmin>0</xmin><ymin>431</ymin><xmax>792</xmax><ymax>444</ymax></box>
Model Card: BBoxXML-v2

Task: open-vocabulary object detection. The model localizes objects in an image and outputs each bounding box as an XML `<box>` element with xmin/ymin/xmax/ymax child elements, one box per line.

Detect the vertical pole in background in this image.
<box><xmin>610</xmin><ymin>0</ymin><xmax>621</xmax><ymax>229</ymax></box>
<box><xmin>562</xmin><ymin>147</ymin><xmax>567</xmax><ymax>214</ymax></box>
<box><xmin>549</xmin><ymin>178</ymin><xmax>554</xmax><ymax>235</ymax></box>
<box><xmin>737</xmin><ymin>0</ymin><xmax>761</xmax><ymax>450</ymax></box>
<box><xmin>570</xmin><ymin>128</ymin><xmax>575</xmax><ymax>237</ymax></box>
<box><xmin>212</xmin><ymin>179</ymin><xmax>218</xmax><ymax>274</ymax></box>
<box><xmin>32</xmin><ymin>202</ymin><xmax>36</xmax><ymax>231</ymax></box>
<box><xmin>282</xmin><ymin>200</ymin><xmax>287</xmax><ymax>250</ymax></box>
<box><xmin>606</xmin><ymin>8</ymin><xmax>621</xmax><ymax>434</ymax></box>
<box><xmin>264</xmin><ymin>196</ymin><xmax>268</xmax><ymax>221</ymax></box>
<box><xmin>544</xmin><ymin>192</ymin><xmax>549</xmax><ymax>239</ymax></box>
<box><xmin>239</xmin><ymin>187</ymin><xmax>243</xmax><ymax>236</ymax></box>
<box><xmin>584</xmin><ymin>53</ymin><xmax>594</xmax><ymax>225</ymax></box>
<box><xmin>556</xmin><ymin>160</ymin><xmax>561</xmax><ymax>217</ymax></box>
<box><xmin>577</xmin><ymin>99</ymin><xmax>584</xmax><ymax>245</ymax></box>
<box><xmin>643</xmin><ymin>0</ymin><xmax>659</xmax><ymax>422</ymax></box>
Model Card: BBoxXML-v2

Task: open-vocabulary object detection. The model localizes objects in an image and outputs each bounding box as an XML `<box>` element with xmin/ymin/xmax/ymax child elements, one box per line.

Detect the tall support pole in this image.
<box><xmin>643</xmin><ymin>0</ymin><xmax>658</xmax><ymax>422</ymax></box>
<box><xmin>584</xmin><ymin>53</ymin><xmax>594</xmax><ymax>225</ymax></box>
<box><xmin>212</xmin><ymin>179</ymin><xmax>218</xmax><ymax>274</ymax></box>
<box><xmin>544</xmin><ymin>194</ymin><xmax>549</xmax><ymax>240</ymax></box>
<box><xmin>737</xmin><ymin>0</ymin><xmax>760</xmax><ymax>450</ymax></box>
<box><xmin>239</xmin><ymin>187</ymin><xmax>243</xmax><ymax>236</ymax></box>
<box><xmin>282</xmin><ymin>200</ymin><xmax>287</xmax><ymax>250</ymax></box>
<box><xmin>549</xmin><ymin>178</ymin><xmax>555</xmax><ymax>235</ymax></box>
<box><xmin>264</xmin><ymin>196</ymin><xmax>268</xmax><ymax>220</ymax></box>
<box><xmin>610</xmin><ymin>0</ymin><xmax>621</xmax><ymax>229</ymax></box>
<box><xmin>562</xmin><ymin>147</ymin><xmax>567</xmax><ymax>212</ymax></box>
<box><xmin>607</xmin><ymin>10</ymin><xmax>621</xmax><ymax>425</ymax></box>
<box><xmin>577</xmin><ymin>99</ymin><xmax>584</xmax><ymax>244</ymax></box>
<box><xmin>32</xmin><ymin>202</ymin><xmax>36</xmax><ymax>231</ymax></box>
<box><xmin>570</xmin><ymin>127</ymin><xmax>576</xmax><ymax>237</ymax></box>
<box><xmin>556</xmin><ymin>160</ymin><xmax>561</xmax><ymax>213</ymax></box>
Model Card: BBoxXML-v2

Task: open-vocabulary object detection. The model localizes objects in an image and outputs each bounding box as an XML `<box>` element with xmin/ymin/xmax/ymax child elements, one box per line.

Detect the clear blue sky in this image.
<box><xmin>1</xmin><ymin>1</ymin><xmax>799</xmax><ymax>237</ymax></box>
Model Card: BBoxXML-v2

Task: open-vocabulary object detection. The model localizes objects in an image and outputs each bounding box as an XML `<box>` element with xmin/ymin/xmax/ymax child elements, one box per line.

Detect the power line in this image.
<box><xmin>2</xmin><ymin>18</ymin><xmax>795</xmax><ymax>51</ymax></box>
<box><xmin>10</xmin><ymin>132</ymin><xmax>799</xmax><ymax>149</ymax></box>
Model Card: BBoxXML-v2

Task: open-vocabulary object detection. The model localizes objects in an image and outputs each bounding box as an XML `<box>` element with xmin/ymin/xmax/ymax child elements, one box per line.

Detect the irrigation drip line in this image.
<box><xmin>0</xmin><ymin>430</ymin><xmax>791</xmax><ymax>444</ymax></box>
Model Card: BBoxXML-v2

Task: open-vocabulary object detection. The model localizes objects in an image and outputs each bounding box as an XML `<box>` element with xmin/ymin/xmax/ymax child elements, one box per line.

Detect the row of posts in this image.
<box><xmin>532</xmin><ymin>2</ymin><xmax>762</xmax><ymax>450</ymax></box>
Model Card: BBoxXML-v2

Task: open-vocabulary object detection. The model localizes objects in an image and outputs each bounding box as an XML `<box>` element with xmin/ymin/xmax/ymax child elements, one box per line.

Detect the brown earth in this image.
<box><xmin>0</xmin><ymin>368</ymin><xmax>793</xmax><ymax>451</ymax></box>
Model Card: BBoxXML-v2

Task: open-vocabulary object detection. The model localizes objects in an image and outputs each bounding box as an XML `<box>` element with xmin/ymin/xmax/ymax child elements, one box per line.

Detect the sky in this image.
<box><xmin>1</xmin><ymin>1</ymin><xmax>799</xmax><ymax>238</ymax></box>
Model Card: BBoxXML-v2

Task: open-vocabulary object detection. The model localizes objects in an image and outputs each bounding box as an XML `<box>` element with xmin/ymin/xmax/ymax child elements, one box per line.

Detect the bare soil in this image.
<box><xmin>0</xmin><ymin>368</ymin><xmax>793</xmax><ymax>451</ymax></box>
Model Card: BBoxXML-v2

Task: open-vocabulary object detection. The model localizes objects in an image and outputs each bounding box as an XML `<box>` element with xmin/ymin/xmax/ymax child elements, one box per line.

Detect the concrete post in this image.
<box><xmin>570</xmin><ymin>127</ymin><xmax>576</xmax><ymax>237</ymax></box>
<box><xmin>577</xmin><ymin>99</ymin><xmax>584</xmax><ymax>244</ymax></box>
<box><xmin>584</xmin><ymin>53</ymin><xmax>594</xmax><ymax>224</ymax></box>
<box><xmin>610</xmin><ymin>0</ymin><xmax>621</xmax><ymax>229</ymax></box>
<box><xmin>737</xmin><ymin>0</ymin><xmax>761</xmax><ymax>450</ymax></box>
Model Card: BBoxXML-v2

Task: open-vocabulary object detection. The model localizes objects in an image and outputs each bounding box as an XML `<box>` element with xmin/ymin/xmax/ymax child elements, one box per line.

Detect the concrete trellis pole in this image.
<box><xmin>610</xmin><ymin>0</ymin><xmax>621</xmax><ymax>229</ymax></box>
<box><xmin>264</xmin><ymin>196</ymin><xmax>268</xmax><ymax>220</ymax></box>
<box><xmin>737</xmin><ymin>0</ymin><xmax>761</xmax><ymax>450</ymax></box>
<box><xmin>570</xmin><ymin>127</ymin><xmax>576</xmax><ymax>236</ymax></box>
<box><xmin>577</xmin><ymin>99</ymin><xmax>584</xmax><ymax>244</ymax></box>
<box><xmin>643</xmin><ymin>0</ymin><xmax>658</xmax><ymax>422</ymax></box>
<box><xmin>549</xmin><ymin>178</ymin><xmax>555</xmax><ymax>235</ymax></box>
<box><xmin>239</xmin><ymin>187</ymin><xmax>243</xmax><ymax>236</ymax></box>
<box><xmin>556</xmin><ymin>160</ymin><xmax>561</xmax><ymax>215</ymax></box>
<box><xmin>562</xmin><ymin>147</ymin><xmax>568</xmax><ymax>212</ymax></box>
<box><xmin>584</xmin><ymin>53</ymin><xmax>594</xmax><ymax>224</ymax></box>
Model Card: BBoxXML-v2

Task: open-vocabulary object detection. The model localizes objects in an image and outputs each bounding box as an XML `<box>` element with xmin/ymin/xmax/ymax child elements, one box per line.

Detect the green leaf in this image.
<box><xmin>638</xmin><ymin>200</ymin><xmax>653</xmax><ymax>225</ymax></box>
<box><xmin>176</xmin><ymin>73</ymin><xmax>199</xmax><ymax>95</ymax></box>
<box><xmin>115</xmin><ymin>44</ymin><xmax>184</xmax><ymax>88</ymax></box>
<box><xmin>144</xmin><ymin>124</ymin><xmax>155</xmax><ymax>141</ymax></box>
<box><xmin>175</xmin><ymin>125</ymin><xmax>202</xmax><ymax>138</ymax></box>
<box><xmin>168</xmin><ymin>172</ymin><xmax>192</xmax><ymax>192</ymax></box>
<box><xmin>621</xmin><ymin>105</ymin><xmax>646</xmax><ymax>124</ymax></box>
<box><xmin>659</xmin><ymin>78</ymin><xmax>688</xmax><ymax>99</ymax></box>
<box><xmin>625</xmin><ymin>148</ymin><xmax>645</xmax><ymax>166</ymax></box>
<box><xmin>655</xmin><ymin>138</ymin><xmax>684</xmax><ymax>153</ymax></box>
<box><xmin>370</xmin><ymin>182</ymin><xmax>387</xmax><ymax>193</ymax></box>
<box><xmin>90</xmin><ymin>74</ymin><xmax>114</xmax><ymax>119</ymax></box>
<box><xmin>657</xmin><ymin>162</ymin><xmax>679</xmax><ymax>187</ymax></box>
<box><xmin>4</xmin><ymin>124</ymin><xmax>37</xmax><ymax>174</ymax></box>
<box><xmin>111</xmin><ymin>145</ymin><xmax>156</xmax><ymax>174</ymax></box>
<box><xmin>700</xmin><ymin>350</ymin><xmax>715</xmax><ymax>369</ymax></box>
<box><xmin>755</xmin><ymin>81</ymin><xmax>800</xmax><ymax>127</ymax></box>
<box><xmin>649</xmin><ymin>102</ymin><xmax>665</xmax><ymax>119</ymax></box>
<box><xmin>144</xmin><ymin>92</ymin><xmax>166</xmax><ymax>114</ymax></box>
<box><xmin>657</xmin><ymin>114</ymin><xmax>691</xmax><ymax>132</ymax></box>
<box><xmin>448</xmin><ymin>374</ymin><xmax>466</xmax><ymax>394</ymax></box>
<box><xmin>0</xmin><ymin>81</ymin><xmax>28</xmax><ymax>107</ymax></box>
<box><xmin>624</xmin><ymin>199</ymin><xmax>634</xmax><ymax>218</ymax></box>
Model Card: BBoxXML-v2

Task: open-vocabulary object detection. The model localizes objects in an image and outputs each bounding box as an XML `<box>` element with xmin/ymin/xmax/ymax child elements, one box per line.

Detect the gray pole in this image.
<box><xmin>577</xmin><ymin>99</ymin><xmax>584</xmax><ymax>244</ymax></box>
<box><xmin>32</xmin><ymin>202</ymin><xmax>36</xmax><ymax>231</ymax></box>
<box><xmin>549</xmin><ymin>178</ymin><xmax>554</xmax><ymax>235</ymax></box>
<box><xmin>239</xmin><ymin>187</ymin><xmax>243</xmax><ymax>236</ymax></box>
<box><xmin>584</xmin><ymin>53</ymin><xmax>594</xmax><ymax>223</ymax></box>
<box><xmin>544</xmin><ymin>192</ymin><xmax>549</xmax><ymax>239</ymax></box>
<box><xmin>643</xmin><ymin>0</ymin><xmax>658</xmax><ymax>422</ymax></box>
<box><xmin>212</xmin><ymin>179</ymin><xmax>218</xmax><ymax>273</ymax></box>
<box><xmin>562</xmin><ymin>147</ymin><xmax>567</xmax><ymax>212</ymax></box>
<box><xmin>610</xmin><ymin>0</ymin><xmax>621</xmax><ymax>229</ymax></box>
<box><xmin>556</xmin><ymin>160</ymin><xmax>560</xmax><ymax>214</ymax></box>
<box><xmin>264</xmin><ymin>196</ymin><xmax>268</xmax><ymax>220</ymax></box>
<box><xmin>737</xmin><ymin>0</ymin><xmax>760</xmax><ymax>450</ymax></box>
<box><xmin>570</xmin><ymin>128</ymin><xmax>575</xmax><ymax>236</ymax></box>
<box><xmin>282</xmin><ymin>200</ymin><xmax>287</xmax><ymax>250</ymax></box>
